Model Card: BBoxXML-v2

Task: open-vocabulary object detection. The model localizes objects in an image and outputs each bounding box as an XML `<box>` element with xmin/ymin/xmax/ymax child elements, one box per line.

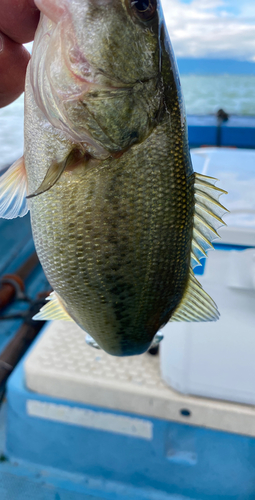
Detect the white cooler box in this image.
<box><xmin>160</xmin><ymin>148</ymin><xmax>255</xmax><ymax>405</ymax></box>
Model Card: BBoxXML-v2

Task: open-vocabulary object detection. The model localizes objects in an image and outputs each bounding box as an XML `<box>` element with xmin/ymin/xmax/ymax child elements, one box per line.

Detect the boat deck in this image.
<box><xmin>0</xmin><ymin>320</ymin><xmax>254</xmax><ymax>500</ymax></box>
<box><xmin>25</xmin><ymin>320</ymin><xmax>255</xmax><ymax>438</ymax></box>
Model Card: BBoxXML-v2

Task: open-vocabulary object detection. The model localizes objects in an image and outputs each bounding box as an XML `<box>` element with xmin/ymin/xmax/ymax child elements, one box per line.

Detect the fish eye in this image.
<box><xmin>130</xmin><ymin>0</ymin><xmax>157</xmax><ymax>21</ymax></box>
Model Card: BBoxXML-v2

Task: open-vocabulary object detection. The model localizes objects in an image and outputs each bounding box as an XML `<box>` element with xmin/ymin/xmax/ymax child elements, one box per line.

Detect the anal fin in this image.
<box><xmin>0</xmin><ymin>156</ymin><xmax>28</xmax><ymax>219</ymax></box>
<box><xmin>33</xmin><ymin>291</ymin><xmax>73</xmax><ymax>321</ymax></box>
<box><xmin>171</xmin><ymin>268</ymin><xmax>219</xmax><ymax>322</ymax></box>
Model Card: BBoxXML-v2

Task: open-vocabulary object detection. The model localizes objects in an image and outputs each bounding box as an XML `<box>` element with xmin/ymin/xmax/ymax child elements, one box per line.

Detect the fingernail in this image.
<box><xmin>0</xmin><ymin>33</ymin><xmax>3</xmax><ymax>54</ymax></box>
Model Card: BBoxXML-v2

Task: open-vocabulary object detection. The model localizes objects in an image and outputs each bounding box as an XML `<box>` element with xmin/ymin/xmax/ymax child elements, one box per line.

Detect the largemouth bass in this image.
<box><xmin>0</xmin><ymin>0</ymin><xmax>227</xmax><ymax>356</ymax></box>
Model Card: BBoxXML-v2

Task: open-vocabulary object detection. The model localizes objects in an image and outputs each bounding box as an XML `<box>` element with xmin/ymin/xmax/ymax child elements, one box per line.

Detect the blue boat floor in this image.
<box><xmin>0</xmin><ymin>403</ymin><xmax>193</xmax><ymax>500</ymax></box>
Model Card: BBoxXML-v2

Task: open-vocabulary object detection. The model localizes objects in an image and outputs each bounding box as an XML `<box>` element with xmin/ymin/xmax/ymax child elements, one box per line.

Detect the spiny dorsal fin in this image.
<box><xmin>0</xmin><ymin>157</ymin><xmax>28</xmax><ymax>219</ymax></box>
<box><xmin>33</xmin><ymin>291</ymin><xmax>73</xmax><ymax>321</ymax></box>
<box><xmin>172</xmin><ymin>172</ymin><xmax>227</xmax><ymax>322</ymax></box>
<box><xmin>171</xmin><ymin>268</ymin><xmax>219</xmax><ymax>322</ymax></box>
<box><xmin>191</xmin><ymin>172</ymin><xmax>228</xmax><ymax>268</ymax></box>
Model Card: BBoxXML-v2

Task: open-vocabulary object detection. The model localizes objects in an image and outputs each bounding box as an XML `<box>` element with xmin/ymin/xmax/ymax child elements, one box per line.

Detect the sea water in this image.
<box><xmin>181</xmin><ymin>75</ymin><xmax>255</xmax><ymax>116</ymax></box>
<box><xmin>1</xmin><ymin>74</ymin><xmax>255</xmax><ymax>170</ymax></box>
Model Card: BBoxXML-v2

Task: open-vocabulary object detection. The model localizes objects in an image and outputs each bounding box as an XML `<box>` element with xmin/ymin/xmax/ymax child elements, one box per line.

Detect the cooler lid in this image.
<box><xmin>191</xmin><ymin>148</ymin><xmax>255</xmax><ymax>246</ymax></box>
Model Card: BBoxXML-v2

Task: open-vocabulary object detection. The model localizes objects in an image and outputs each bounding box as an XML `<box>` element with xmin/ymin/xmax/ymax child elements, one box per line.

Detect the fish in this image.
<box><xmin>0</xmin><ymin>0</ymin><xmax>227</xmax><ymax>356</ymax></box>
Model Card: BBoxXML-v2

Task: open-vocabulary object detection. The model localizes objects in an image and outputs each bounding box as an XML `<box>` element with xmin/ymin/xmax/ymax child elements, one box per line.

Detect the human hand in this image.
<box><xmin>0</xmin><ymin>0</ymin><xmax>40</xmax><ymax>107</ymax></box>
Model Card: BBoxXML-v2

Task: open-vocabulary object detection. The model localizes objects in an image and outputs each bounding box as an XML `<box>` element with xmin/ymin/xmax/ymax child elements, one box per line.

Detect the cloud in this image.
<box><xmin>161</xmin><ymin>0</ymin><xmax>255</xmax><ymax>61</ymax></box>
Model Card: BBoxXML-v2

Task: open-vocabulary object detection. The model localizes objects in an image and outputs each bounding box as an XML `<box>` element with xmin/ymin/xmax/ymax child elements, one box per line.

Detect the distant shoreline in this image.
<box><xmin>177</xmin><ymin>58</ymin><xmax>255</xmax><ymax>75</ymax></box>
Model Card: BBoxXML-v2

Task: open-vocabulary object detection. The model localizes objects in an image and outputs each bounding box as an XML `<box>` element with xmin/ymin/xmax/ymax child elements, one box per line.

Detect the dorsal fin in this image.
<box><xmin>33</xmin><ymin>291</ymin><xmax>73</xmax><ymax>321</ymax></box>
<box><xmin>191</xmin><ymin>172</ymin><xmax>228</xmax><ymax>268</ymax></box>
<box><xmin>171</xmin><ymin>172</ymin><xmax>227</xmax><ymax>322</ymax></box>
<box><xmin>171</xmin><ymin>268</ymin><xmax>219</xmax><ymax>322</ymax></box>
<box><xmin>0</xmin><ymin>157</ymin><xmax>28</xmax><ymax>219</ymax></box>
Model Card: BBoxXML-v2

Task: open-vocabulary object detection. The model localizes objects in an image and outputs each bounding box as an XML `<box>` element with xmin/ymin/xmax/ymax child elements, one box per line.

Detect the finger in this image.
<box><xmin>0</xmin><ymin>32</ymin><xmax>30</xmax><ymax>108</ymax></box>
<box><xmin>0</xmin><ymin>0</ymin><xmax>40</xmax><ymax>44</ymax></box>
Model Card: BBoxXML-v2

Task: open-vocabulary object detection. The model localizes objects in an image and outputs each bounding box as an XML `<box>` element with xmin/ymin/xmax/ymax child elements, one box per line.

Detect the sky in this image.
<box><xmin>161</xmin><ymin>0</ymin><xmax>255</xmax><ymax>61</ymax></box>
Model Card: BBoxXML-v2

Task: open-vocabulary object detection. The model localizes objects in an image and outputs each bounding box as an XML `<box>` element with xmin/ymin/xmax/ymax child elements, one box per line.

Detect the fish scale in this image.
<box><xmin>28</xmin><ymin>112</ymin><xmax>193</xmax><ymax>355</ymax></box>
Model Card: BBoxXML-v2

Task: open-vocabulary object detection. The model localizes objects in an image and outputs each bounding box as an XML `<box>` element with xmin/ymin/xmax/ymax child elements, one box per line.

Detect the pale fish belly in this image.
<box><xmin>29</xmin><ymin>120</ymin><xmax>193</xmax><ymax>356</ymax></box>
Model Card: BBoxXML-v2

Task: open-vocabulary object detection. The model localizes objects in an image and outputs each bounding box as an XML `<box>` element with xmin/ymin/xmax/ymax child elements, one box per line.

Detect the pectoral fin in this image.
<box><xmin>0</xmin><ymin>156</ymin><xmax>28</xmax><ymax>219</ymax></box>
<box><xmin>27</xmin><ymin>150</ymin><xmax>81</xmax><ymax>199</ymax></box>
<box><xmin>33</xmin><ymin>291</ymin><xmax>73</xmax><ymax>321</ymax></box>
<box><xmin>27</xmin><ymin>159</ymin><xmax>67</xmax><ymax>199</ymax></box>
